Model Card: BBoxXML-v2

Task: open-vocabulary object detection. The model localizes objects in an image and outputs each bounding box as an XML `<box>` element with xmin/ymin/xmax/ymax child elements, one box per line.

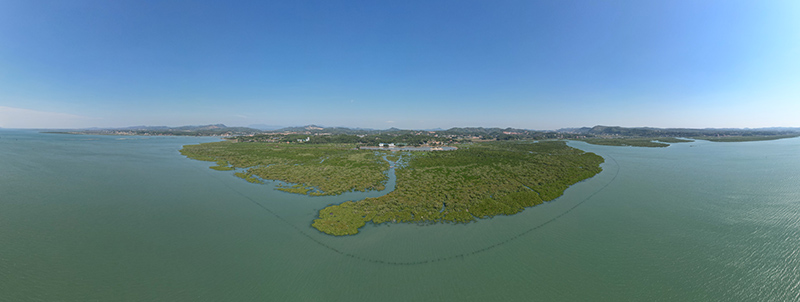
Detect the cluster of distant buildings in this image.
<box><xmin>363</xmin><ymin>143</ymin><xmax>454</xmax><ymax>151</ymax></box>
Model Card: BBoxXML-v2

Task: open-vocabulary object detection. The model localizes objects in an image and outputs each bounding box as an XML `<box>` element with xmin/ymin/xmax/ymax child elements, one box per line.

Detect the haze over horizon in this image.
<box><xmin>2</xmin><ymin>1</ymin><xmax>799</xmax><ymax>130</ymax></box>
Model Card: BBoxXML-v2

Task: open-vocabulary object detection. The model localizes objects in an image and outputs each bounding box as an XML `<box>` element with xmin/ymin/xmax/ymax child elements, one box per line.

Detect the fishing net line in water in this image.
<box><xmin>191</xmin><ymin>154</ymin><xmax>620</xmax><ymax>266</ymax></box>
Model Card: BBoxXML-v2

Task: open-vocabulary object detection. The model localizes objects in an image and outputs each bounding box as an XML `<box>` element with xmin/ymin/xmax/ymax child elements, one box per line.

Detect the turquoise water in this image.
<box><xmin>1</xmin><ymin>130</ymin><xmax>799</xmax><ymax>301</ymax></box>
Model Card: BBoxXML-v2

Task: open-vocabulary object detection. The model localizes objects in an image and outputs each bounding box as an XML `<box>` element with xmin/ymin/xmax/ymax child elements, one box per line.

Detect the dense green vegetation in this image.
<box><xmin>234</xmin><ymin>172</ymin><xmax>263</xmax><ymax>184</ymax></box>
<box><xmin>312</xmin><ymin>141</ymin><xmax>603</xmax><ymax>235</ymax></box>
<box><xmin>181</xmin><ymin>140</ymin><xmax>604</xmax><ymax>236</ymax></box>
<box><xmin>181</xmin><ymin>141</ymin><xmax>389</xmax><ymax>195</ymax></box>
<box><xmin>654</xmin><ymin>137</ymin><xmax>694</xmax><ymax>143</ymax></box>
<box><xmin>209</xmin><ymin>160</ymin><xmax>235</xmax><ymax>171</ymax></box>
<box><xmin>276</xmin><ymin>183</ymin><xmax>315</xmax><ymax>195</ymax></box>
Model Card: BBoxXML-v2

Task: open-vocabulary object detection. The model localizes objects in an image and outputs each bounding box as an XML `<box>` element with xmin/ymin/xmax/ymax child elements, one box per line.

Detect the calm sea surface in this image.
<box><xmin>1</xmin><ymin>130</ymin><xmax>799</xmax><ymax>301</ymax></box>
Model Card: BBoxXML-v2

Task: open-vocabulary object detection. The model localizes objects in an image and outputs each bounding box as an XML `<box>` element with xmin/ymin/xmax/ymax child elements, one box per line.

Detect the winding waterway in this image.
<box><xmin>1</xmin><ymin>130</ymin><xmax>799</xmax><ymax>301</ymax></box>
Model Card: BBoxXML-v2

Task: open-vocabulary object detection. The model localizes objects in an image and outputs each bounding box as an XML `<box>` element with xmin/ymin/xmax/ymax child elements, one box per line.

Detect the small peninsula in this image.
<box><xmin>181</xmin><ymin>139</ymin><xmax>604</xmax><ymax>235</ymax></box>
<box><xmin>566</xmin><ymin>125</ymin><xmax>800</xmax><ymax>147</ymax></box>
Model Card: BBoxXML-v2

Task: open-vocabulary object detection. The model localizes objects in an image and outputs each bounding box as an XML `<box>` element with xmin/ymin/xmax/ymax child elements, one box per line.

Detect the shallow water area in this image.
<box><xmin>2</xmin><ymin>130</ymin><xmax>799</xmax><ymax>301</ymax></box>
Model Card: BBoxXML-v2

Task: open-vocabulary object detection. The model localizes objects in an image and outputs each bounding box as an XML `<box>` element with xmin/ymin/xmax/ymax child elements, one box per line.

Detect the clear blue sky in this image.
<box><xmin>1</xmin><ymin>0</ymin><xmax>798</xmax><ymax>129</ymax></box>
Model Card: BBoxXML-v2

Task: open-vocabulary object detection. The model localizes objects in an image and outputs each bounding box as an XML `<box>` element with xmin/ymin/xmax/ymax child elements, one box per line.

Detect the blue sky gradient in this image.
<box><xmin>1</xmin><ymin>0</ymin><xmax>798</xmax><ymax>129</ymax></box>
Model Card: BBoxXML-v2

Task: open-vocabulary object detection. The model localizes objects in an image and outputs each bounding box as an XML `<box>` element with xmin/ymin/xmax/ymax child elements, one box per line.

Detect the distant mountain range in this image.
<box><xmin>56</xmin><ymin>124</ymin><xmax>800</xmax><ymax>139</ymax></box>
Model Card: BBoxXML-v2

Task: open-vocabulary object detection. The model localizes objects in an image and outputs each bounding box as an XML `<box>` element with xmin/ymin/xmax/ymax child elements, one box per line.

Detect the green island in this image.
<box><xmin>180</xmin><ymin>140</ymin><xmax>604</xmax><ymax>235</ymax></box>
<box><xmin>695</xmin><ymin>134</ymin><xmax>800</xmax><ymax>142</ymax></box>
<box><xmin>653</xmin><ymin>137</ymin><xmax>695</xmax><ymax>143</ymax></box>
<box><xmin>578</xmin><ymin>138</ymin><xmax>687</xmax><ymax>148</ymax></box>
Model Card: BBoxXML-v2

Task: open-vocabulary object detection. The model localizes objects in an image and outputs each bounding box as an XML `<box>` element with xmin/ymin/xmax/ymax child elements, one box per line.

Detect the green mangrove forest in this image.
<box><xmin>181</xmin><ymin>141</ymin><xmax>389</xmax><ymax>196</ymax></box>
<box><xmin>181</xmin><ymin>141</ymin><xmax>604</xmax><ymax>235</ymax></box>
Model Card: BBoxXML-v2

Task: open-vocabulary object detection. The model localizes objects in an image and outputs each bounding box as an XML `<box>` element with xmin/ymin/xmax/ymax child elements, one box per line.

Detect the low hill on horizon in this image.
<box><xmin>48</xmin><ymin>123</ymin><xmax>800</xmax><ymax>140</ymax></box>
